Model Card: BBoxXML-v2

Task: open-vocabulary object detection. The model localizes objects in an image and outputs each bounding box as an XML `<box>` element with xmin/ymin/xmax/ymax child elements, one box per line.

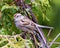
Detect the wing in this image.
<box><xmin>20</xmin><ymin>16</ymin><xmax>37</xmax><ymax>30</ymax></box>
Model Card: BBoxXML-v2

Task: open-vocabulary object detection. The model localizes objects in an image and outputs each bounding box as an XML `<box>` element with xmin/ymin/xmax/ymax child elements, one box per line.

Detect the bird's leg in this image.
<box><xmin>27</xmin><ymin>31</ymin><xmax>39</xmax><ymax>48</ymax></box>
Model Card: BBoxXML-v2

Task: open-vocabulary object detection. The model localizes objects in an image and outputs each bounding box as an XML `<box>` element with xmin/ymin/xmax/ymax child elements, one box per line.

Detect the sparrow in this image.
<box><xmin>14</xmin><ymin>13</ymin><xmax>53</xmax><ymax>33</ymax></box>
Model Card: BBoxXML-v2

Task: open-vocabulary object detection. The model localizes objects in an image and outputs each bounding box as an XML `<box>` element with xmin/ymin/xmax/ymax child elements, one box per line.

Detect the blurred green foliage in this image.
<box><xmin>0</xmin><ymin>4</ymin><xmax>21</xmax><ymax>35</ymax></box>
<box><xmin>0</xmin><ymin>0</ymin><xmax>60</xmax><ymax>48</ymax></box>
<box><xmin>0</xmin><ymin>35</ymin><xmax>34</xmax><ymax>48</ymax></box>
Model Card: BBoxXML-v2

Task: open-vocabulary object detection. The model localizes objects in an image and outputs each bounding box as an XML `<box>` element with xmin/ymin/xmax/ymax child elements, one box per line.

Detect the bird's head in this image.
<box><xmin>14</xmin><ymin>13</ymin><xmax>22</xmax><ymax>19</ymax></box>
<box><xmin>14</xmin><ymin>13</ymin><xmax>24</xmax><ymax>21</ymax></box>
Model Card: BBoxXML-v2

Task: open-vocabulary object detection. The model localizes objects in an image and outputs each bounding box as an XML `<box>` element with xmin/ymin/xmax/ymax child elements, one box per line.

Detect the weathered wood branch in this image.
<box><xmin>49</xmin><ymin>33</ymin><xmax>60</xmax><ymax>47</ymax></box>
<box><xmin>48</xmin><ymin>42</ymin><xmax>60</xmax><ymax>44</ymax></box>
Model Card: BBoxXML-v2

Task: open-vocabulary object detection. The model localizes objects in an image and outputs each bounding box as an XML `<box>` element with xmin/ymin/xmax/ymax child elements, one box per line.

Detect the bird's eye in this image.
<box><xmin>16</xmin><ymin>15</ymin><xmax>19</xmax><ymax>18</ymax></box>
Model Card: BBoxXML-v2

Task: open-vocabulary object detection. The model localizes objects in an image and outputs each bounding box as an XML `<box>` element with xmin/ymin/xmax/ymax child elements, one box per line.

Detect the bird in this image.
<box><xmin>14</xmin><ymin>13</ymin><xmax>53</xmax><ymax>33</ymax></box>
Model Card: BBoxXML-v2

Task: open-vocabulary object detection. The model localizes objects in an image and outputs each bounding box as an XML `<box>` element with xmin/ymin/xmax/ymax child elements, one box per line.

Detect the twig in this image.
<box><xmin>30</xmin><ymin>0</ymin><xmax>35</xmax><ymax>2</ymax></box>
<box><xmin>30</xmin><ymin>32</ymin><xmax>39</xmax><ymax>48</ymax></box>
<box><xmin>49</xmin><ymin>33</ymin><xmax>60</xmax><ymax>47</ymax></box>
<box><xmin>36</xmin><ymin>25</ymin><xmax>49</xmax><ymax>48</ymax></box>
<box><xmin>25</xmin><ymin>4</ymin><xmax>38</xmax><ymax>23</ymax></box>
<box><xmin>48</xmin><ymin>42</ymin><xmax>60</xmax><ymax>44</ymax></box>
<box><xmin>47</xmin><ymin>28</ymin><xmax>53</xmax><ymax>37</ymax></box>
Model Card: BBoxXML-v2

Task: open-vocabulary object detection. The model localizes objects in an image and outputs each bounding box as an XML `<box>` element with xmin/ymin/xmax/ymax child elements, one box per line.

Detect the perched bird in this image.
<box><xmin>14</xmin><ymin>13</ymin><xmax>37</xmax><ymax>32</ymax></box>
<box><xmin>14</xmin><ymin>13</ymin><xmax>53</xmax><ymax>33</ymax></box>
<box><xmin>14</xmin><ymin>13</ymin><xmax>53</xmax><ymax>43</ymax></box>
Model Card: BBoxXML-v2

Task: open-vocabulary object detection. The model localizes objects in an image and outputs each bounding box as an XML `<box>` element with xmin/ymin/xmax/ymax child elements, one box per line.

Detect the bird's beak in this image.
<box><xmin>14</xmin><ymin>14</ymin><xmax>17</xmax><ymax>17</ymax></box>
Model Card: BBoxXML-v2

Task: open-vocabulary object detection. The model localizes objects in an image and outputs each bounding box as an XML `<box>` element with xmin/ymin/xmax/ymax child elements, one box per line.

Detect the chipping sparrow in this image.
<box><xmin>14</xmin><ymin>13</ymin><xmax>53</xmax><ymax>33</ymax></box>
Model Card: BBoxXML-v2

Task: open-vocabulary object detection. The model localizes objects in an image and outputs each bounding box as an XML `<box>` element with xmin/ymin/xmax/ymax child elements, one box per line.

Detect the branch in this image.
<box><xmin>25</xmin><ymin>4</ymin><xmax>38</xmax><ymax>23</ymax></box>
<box><xmin>48</xmin><ymin>42</ymin><xmax>60</xmax><ymax>44</ymax></box>
<box><xmin>49</xmin><ymin>33</ymin><xmax>60</xmax><ymax>47</ymax></box>
<box><xmin>36</xmin><ymin>25</ymin><xmax>49</xmax><ymax>48</ymax></box>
